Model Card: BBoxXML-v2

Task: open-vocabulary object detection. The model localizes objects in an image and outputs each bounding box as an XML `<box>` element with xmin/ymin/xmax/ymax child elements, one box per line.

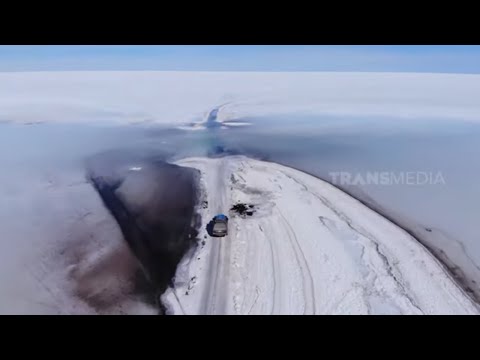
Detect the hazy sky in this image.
<box><xmin>1</xmin><ymin>45</ymin><xmax>480</xmax><ymax>73</ymax></box>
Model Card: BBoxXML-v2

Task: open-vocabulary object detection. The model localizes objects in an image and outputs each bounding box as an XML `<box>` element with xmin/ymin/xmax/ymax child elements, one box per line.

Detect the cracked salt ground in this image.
<box><xmin>162</xmin><ymin>156</ymin><xmax>479</xmax><ymax>315</ymax></box>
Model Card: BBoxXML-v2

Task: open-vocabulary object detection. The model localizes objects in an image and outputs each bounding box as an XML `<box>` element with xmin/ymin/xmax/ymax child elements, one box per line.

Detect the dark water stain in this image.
<box><xmin>206</xmin><ymin>108</ymin><xmax>220</xmax><ymax>129</ymax></box>
<box><xmin>86</xmin><ymin>151</ymin><xmax>201</xmax><ymax>313</ymax></box>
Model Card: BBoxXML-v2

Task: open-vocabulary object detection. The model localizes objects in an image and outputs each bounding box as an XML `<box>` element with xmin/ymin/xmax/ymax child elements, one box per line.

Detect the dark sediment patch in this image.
<box><xmin>86</xmin><ymin>150</ymin><xmax>201</xmax><ymax>313</ymax></box>
<box><xmin>231</xmin><ymin>203</ymin><xmax>255</xmax><ymax>217</ymax></box>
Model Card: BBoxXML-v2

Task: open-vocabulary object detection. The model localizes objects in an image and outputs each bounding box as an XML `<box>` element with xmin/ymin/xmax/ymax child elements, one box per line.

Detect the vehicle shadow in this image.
<box><xmin>206</xmin><ymin>219</ymin><xmax>217</xmax><ymax>237</ymax></box>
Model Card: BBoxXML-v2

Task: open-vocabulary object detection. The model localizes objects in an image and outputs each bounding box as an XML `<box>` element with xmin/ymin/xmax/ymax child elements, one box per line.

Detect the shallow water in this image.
<box><xmin>2</xmin><ymin>117</ymin><xmax>479</xmax><ymax>263</ymax></box>
<box><xmin>2</xmin><ymin>114</ymin><xmax>480</xmax><ymax>301</ymax></box>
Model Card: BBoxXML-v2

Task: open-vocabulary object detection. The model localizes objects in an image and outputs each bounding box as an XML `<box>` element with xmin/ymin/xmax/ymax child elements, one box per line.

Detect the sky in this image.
<box><xmin>1</xmin><ymin>45</ymin><xmax>480</xmax><ymax>73</ymax></box>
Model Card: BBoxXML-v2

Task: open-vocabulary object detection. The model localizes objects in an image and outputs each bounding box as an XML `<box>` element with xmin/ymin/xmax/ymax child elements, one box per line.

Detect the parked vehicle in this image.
<box><xmin>212</xmin><ymin>214</ymin><xmax>228</xmax><ymax>237</ymax></box>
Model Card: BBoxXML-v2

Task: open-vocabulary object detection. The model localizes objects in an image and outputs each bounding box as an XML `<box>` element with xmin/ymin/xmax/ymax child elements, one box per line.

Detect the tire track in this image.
<box><xmin>263</xmin><ymin>223</ymin><xmax>280</xmax><ymax>314</ymax></box>
<box><xmin>234</xmin><ymin>163</ymin><xmax>280</xmax><ymax>314</ymax></box>
<box><xmin>203</xmin><ymin>157</ymin><xmax>231</xmax><ymax>314</ymax></box>
<box><xmin>280</xmin><ymin>168</ymin><xmax>424</xmax><ymax>313</ymax></box>
<box><xmin>276</xmin><ymin>207</ymin><xmax>316</xmax><ymax>314</ymax></box>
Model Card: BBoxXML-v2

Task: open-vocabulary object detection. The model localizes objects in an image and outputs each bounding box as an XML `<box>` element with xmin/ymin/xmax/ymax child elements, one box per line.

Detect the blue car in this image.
<box><xmin>212</xmin><ymin>214</ymin><xmax>228</xmax><ymax>237</ymax></box>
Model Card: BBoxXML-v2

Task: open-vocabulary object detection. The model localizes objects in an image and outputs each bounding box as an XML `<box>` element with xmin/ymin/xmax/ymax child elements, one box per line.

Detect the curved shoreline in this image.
<box><xmin>260</xmin><ymin>158</ymin><xmax>478</xmax><ymax>304</ymax></box>
<box><xmin>265</xmin><ymin>160</ymin><xmax>480</xmax><ymax>305</ymax></box>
